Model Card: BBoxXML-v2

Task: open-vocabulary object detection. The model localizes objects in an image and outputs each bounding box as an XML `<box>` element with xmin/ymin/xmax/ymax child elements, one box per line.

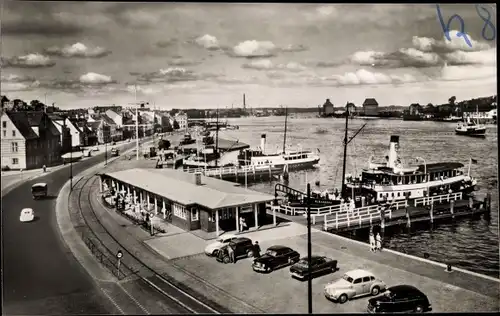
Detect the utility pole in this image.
<box><xmin>135</xmin><ymin>85</ymin><xmax>139</xmax><ymax>161</ymax></box>
<box><xmin>341</xmin><ymin>109</ymin><xmax>349</xmax><ymax>197</ymax></box>
<box><xmin>306</xmin><ymin>183</ymin><xmax>312</xmax><ymax>314</ymax></box>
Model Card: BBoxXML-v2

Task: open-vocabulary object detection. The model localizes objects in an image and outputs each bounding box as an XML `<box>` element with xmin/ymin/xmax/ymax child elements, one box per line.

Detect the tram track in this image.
<box><xmin>72</xmin><ymin>173</ymin><xmax>225</xmax><ymax>314</ymax></box>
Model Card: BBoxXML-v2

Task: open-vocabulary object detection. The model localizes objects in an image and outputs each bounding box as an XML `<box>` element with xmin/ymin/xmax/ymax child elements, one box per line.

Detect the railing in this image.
<box><xmin>184</xmin><ymin>165</ymin><xmax>273</xmax><ymax>177</ymax></box>
<box><xmin>323</xmin><ymin>205</ymin><xmax>393</xmax><ymax>231</ymax></box>
<box><xmin>414</xmin><ymin>192</ymin><xmax>462</xmax><ymax>207</ymax></box>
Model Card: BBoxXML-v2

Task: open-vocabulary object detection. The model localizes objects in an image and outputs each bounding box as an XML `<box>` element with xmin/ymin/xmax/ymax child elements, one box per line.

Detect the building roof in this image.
<box><xmin>105</xmin><ymin>109</ymin><xmax>120</xmax><ymax>121</ymax></box>
<box><xmin>5</xmin><ymin>112</ymin><xmax>39</xmax><ymax>140</ymax></box>
<box><xmin>48</xmin><ymin>114</ymin><xmax>65</xmax><ymax>121</ymax></box>
<box><xmin>101</xmin><ymin>113</ymin><xmax>117</xmax><ymax>125</ymax></box>
<box><xmin>323</xmin><ymin>98</ymin><xmax>334</xmax><ymax>107</ymax></box>
<box><xmin>103</xmin><ymin>168</ymin><xmax>275</xmax><ymax>210</ymax></box>
<box><xmin>363</xmin><ymin>98</ymin><xmax>379</xmax><ymax>106</ymax></box>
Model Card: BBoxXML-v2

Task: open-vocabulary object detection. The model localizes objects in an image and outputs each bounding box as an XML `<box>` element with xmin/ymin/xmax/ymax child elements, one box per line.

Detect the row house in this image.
<box><xmin>101</xmin><ymin>114</ymin><xmax>121</xmax><ymax>142</ymax></box>
<box><xmin>71</xmin><ymin>118</ymin><xmax>98</xmax><ymax>147</ymax></box>
<box><xmin>105</xmin><ymin>109</ymin><xmax>123</xmax><ymax>127</ymax></box>
<box><xmin>1</xmin><ymin>111</ymin><xmax>62</xmax><ymax>170</ymax></box>
<box><xmin>48</xmin><ymin>114</ymin><xmax>72</xmax><ymax>154</ymax></box>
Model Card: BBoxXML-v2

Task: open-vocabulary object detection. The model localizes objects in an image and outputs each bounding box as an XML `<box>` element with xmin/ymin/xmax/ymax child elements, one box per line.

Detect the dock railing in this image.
<box><xmin>414</xmin><ymin>192</ymin><xmax>462</xmax><ymax>207</ymax></box>
<box><xmin>185</xmin><ymin>165</ymin><xmax>268</xmax><ymax>177</ymax></box>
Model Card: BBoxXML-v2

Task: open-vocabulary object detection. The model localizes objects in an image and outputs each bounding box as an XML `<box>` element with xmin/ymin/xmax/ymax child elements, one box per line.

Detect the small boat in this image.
<box><xmin>455</xmin><ymin>117</ymin><xmax>486</xmax><ymax>137</ymax></box>
<box><xmin>443</xmin><ymin>115</ymin><xmax>462</xmax><ymax>122</ymax></box>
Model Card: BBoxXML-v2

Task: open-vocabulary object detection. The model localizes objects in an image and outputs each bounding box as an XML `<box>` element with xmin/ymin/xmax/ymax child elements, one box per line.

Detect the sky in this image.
<box><xmin>1</xmin><ymin>2</ymin><xmax>497</xmax><ymax>109</ymax></box>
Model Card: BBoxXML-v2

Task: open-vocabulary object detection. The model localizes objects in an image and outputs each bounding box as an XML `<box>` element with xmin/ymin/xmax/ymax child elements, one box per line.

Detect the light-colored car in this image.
<box><xmin>324</xmin><ymin>269</ymin><xmax>386</xmax><ymax>304</ymax></box>
<box><xmin>20</xmin><ymin>208</ymin><xmax>35</xmax><ymax>223</ymax></box>
<box><xmin>204</xmin><ymin>234</ymin><xmax>238</xmax><ymax>256</ymax></box>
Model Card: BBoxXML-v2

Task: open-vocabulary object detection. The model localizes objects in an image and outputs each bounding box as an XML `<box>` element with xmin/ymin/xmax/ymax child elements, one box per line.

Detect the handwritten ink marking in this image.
<box><xmin>435</xmin><ymin>4</ymin><xmax>472</xmax><ymax>47</ymax></box>
<box><xmin>475</xmin><ymin>4</ymin><xmax>496</xmax><ymax>41</ymax></box>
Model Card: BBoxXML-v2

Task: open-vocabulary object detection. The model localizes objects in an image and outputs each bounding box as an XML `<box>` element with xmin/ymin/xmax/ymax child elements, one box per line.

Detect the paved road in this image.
<box><xmin>2</xmin><ymin>141</ymin><xmax>144</xmax><ymax>315</ymax></box>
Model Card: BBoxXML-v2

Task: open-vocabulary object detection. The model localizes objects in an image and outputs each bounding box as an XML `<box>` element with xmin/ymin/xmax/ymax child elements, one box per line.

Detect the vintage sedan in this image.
<box><xmin>290</xmin><ymin>255</ymin><xmax>338</xmax><ymax>280</ymax></box>
<box><xmin>252</xmin><ymin>245</ymin><xmax>300</xmax><ymax>273</ymax></box>
<box><xmin>324</xmin><ymin>269</ymin><xmax>387</xmax><ymax>304</ymax></box>
<box><xmin>204</xmin><ymin>234</ymin><xmax>238</xmax><ymax>256</ymax></box>
<box><xmin>20</xmin><ymin>208</ymin><xmax>35</xmax><ymax>223</ymax></box>
<box><xmin>367</xmin><ymin>285</ymin><xmax>432</xmax><ymax>313</ymax></box>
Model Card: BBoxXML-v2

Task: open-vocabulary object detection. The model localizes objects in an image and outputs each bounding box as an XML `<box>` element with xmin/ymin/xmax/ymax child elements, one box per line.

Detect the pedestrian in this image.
<box><xmin>239</xmin><ymin>217</ymin><xmax>245</xmax><ymax>232</ymax></box>
<box><xmin>227</xmin><ymin>244</ymin><xmax>236</xmax><ymax>264</ymax></box>
<box><xmin>242</xmin><ymin>218</ymin><xmax>248</xmax><ymax>231</ymax></box>
<box><xmin>42</xmin><ymin>165</ymin><xmax>46</xmax><ymax>173</ymax></box>
<box><xmin>253</xmin><ymin>241</ymin><xmax>261</xmax><ymax>258</ymax></box>
<box><xmin>369</xmin><ymin>230</ymin><xmax>376</xmax><ymax>252</ymax></box>
<box><xmin>376</xmin><ymin>232</ymin><xmax>382</xmax><ymax>251</ymax></box>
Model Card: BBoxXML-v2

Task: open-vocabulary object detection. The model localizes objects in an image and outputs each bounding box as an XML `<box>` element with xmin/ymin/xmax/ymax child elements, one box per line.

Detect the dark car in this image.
<box><xmin>289</xmin><ymin>255</ymin><xmax>338</xmax><ymax>280</ymax></box>
<box><xmin>367</xmin><ymin>285</ymin><xmax>432</xmax><ymax>314</ymax></box>
<box><xmin>252</xmin><ymin>245</ymin><xmax>300</xmax><ymax>273</ymax></box>
<box><xmin>216</xmin><ymin>237</ymin><xmax>254</xmax><ymax>263</ymax></box>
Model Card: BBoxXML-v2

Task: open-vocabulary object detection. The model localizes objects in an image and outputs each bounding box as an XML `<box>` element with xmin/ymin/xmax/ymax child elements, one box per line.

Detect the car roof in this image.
<box><xmin>22</xmin><ymin>208</ymin><xmax>33</xmax><ymax>212</ymax></box>
<box><xmin>345</xmin><ymin>269</ymin><xmax>373</xmax><ymax>279</ymax></box>
<box><xmin>218</xmin><ymin>234</ymin><xmax>237</xmax><ymax>239</ymax></box>
<box><xmin>233</xmin><ymin>237</ymin><xmax>251</xmax><ymax>243</ymax></box>
<box><xmin>32</xmin><ymin>183</ymin><xmax>47</xmax><ymax>187</ymax></box>
<box><xmin>389</xmin><ymin>285</ymin><xmax>423</xmax><ymax>294</ymax></box>
<box><xmin>267</xmin><ymin>245</ymin><xmax>290</xmax><ymax>251</ymax></box>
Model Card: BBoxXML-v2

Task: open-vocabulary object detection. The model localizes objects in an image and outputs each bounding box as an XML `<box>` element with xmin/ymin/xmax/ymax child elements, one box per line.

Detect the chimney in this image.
<box><xmin>260</xmin><ymin>134</ymin><xmax>266</xmax><ymax>153</ymax></box>
<box><xmin>194</xmin><ymin>172</ymin><xmax>202</xmax><ymax>185</ymax></box>
<box><xmin>387</xmin><ymin>135</ymin><xmax>400</xmax><ymax>168</ymax></box>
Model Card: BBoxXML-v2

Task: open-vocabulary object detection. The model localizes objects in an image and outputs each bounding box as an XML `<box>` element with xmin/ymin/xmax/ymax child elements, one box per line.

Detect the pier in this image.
<box><xmin>268</xmin><ymin>192</ymin><xmax>492</xmax><ymax>232</ymax></box>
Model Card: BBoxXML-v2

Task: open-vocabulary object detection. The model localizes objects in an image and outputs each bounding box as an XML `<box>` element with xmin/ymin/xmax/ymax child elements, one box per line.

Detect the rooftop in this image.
<box><xmin>103</xmin><ymin>168</ymin><xmax>274</xmax><ymax>210</ymax></box>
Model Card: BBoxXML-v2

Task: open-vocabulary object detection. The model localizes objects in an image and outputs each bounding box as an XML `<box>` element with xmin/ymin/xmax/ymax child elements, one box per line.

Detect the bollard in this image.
<box><xmin>446</xmin><ymin>264</ymin><xmax>452</xmax><ymax>273</ymax></box>
<box><xmin>429</xmin><ymin>203</ymin><xmax>434</xmax><ymax>224</ymax></box>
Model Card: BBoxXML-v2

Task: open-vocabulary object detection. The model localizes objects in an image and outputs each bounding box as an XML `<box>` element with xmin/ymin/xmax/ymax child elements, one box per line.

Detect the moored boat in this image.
<box><xmin>455</xmin><ymin>117</ymin><xmax>486</xmax><ymax>137</ymax></box>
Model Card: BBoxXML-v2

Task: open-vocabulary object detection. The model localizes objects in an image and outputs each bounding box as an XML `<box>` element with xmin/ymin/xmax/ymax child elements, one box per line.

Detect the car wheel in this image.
<box><xmin>371</xmin><ymin>286</ymin><xmax>380</xmax><ymax>296</ymax></box>
<box><xmin>212</xmin><ymin>250</ymin><xmax>218</xmax><ymax>256</ymax></box>
<box><xmin>246</xmin><ymin>249</ymin><xmax>254</xmax><ymax>258</ymax></box>
<box><xmin>415</xmin><ymin>305</ymin><xmax>424</xmax><ymax>313</ymax></box>
<box><xmin>338</xmin><ymin>294</ymin><xmax>348</xmax><ymax>304</ymax></box>
<box><xmin>223</xmin><ymin>256</ymin><xmax>230</xmax><ymax>264</ymax></box>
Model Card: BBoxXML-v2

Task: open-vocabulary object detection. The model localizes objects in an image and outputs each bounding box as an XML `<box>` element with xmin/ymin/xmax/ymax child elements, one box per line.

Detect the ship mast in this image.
<box><xmin>215</xmin><ymin>108</ymin><xmax>219</xmax><ymax>167</ymax></box>
<box><xmin>282</xmin><ymin>106</ymin><xmax>288</xmax><ymax>154</ymax></box>
<box><xmin>340</xmin><ymin>109</ymin><xmax>367</xmax><ymax>198</ymax></box>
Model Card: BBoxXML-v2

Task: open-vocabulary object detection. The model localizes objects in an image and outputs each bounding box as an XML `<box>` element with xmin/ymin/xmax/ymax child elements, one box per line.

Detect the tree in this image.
<box><xmin>158</xmin><ymin>139</ymin><xmax>171</xmax><ymax>150</ymax></box>
<box><xmin>173</xmin><ymin>120</ymin><xmax>180</xmax><ymax>130</ymax></box>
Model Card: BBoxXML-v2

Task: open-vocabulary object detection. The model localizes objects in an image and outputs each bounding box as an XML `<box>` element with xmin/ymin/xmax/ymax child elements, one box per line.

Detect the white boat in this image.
<box><xmin>455</xmin><ymin>117</ymin><xmax>486</xmax><ymax>137</ymax></box>
<box><xmin>345</xmin><ymin>135</ymin><xmax>477</xmax><ymax>203</ymax></box>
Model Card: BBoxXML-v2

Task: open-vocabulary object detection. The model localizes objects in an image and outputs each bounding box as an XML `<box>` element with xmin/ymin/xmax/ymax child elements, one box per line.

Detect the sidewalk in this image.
<box><xmin>1</xmin><ymin>164</ymin><xmax>67</xmax><ymax>196</ymax></box>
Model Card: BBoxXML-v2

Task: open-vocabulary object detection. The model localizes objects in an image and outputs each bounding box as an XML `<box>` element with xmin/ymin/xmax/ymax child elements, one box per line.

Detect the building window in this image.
<box><xmin>12</xmin><ymin>158</ymin><xmax>18</xmax><ymax>165</ymax></box>
<box><xmin>173</xmin><ymin>203</ymin><xmax>188</xmax><ymax>220</ymax></box>
<box><xmin>2</xmin><ymin>121</ymin><xmax>6</xmax><ymax>128</ymax></box>
<box><xmin>191</xmin><ymin>208</ymin><xmax>199</xmax><ymax>221</ymax></box>
<box><xmin>12</xmin><ymin>130</ymin><xmax>16</xmax><ymax>137</ymax></box>
<box><xmin>11</xmin><ymin>142</ymin><xmax>18</xmax><ymax>152</ymax></box>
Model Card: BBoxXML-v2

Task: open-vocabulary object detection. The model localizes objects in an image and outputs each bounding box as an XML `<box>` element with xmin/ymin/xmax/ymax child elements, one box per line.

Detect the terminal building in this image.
<box><xmin>99</xmin><ymin>168</ymin><xmax>275</xmax><ymax>236</ymax></box>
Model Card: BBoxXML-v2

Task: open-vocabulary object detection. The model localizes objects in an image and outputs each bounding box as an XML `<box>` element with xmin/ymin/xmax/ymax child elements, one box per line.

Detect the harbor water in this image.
<box><xmin>218</xmin><ymin>115</ymin><xmax>499</xmax><ymax>279</ymax></box>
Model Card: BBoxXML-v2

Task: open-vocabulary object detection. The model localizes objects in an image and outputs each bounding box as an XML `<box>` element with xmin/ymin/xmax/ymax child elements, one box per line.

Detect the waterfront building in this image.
<box><xmin>174</xmin><ymin>111</ymin><xmax>188</xmax><ymax>130</ymax></box>
<box><xmin>322</xmin><ymin>98</ymin><xmax>334</xmax><ymax>116</ymax></box>
<box><xmin>100</xmin><ymin>168</ymin><xmax>275</xmax><ymax>236</ymax></box>
<box><xmin>362</xmin><ymin>98</ymin><xmax>379</xmax><ymax>116</ymax></box>
<box><xmin>345</xmin><ymin>102</ymin><xmax>356</xmax><ymax>114</ymax></box>
<box><xmin>1</xmin><ymin>111</ymin><xmax>61</xmax><ymax>170</ymax></box>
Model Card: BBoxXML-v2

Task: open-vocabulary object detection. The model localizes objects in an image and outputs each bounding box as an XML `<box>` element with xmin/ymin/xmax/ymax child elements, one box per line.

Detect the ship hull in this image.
<box><xmin>455</xmin><ymin>127</ymin><xmax>486</xmax><ymax>137</ymax></box>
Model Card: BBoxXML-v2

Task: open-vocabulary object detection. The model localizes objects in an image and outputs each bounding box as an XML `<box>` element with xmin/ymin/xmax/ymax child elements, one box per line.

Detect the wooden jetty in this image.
<box><xmin>268</xmin><ymin>192</ymin><xmax>492</xmax><ymax>232</ymax></box>
<box><xmin>184</xmin><ymin>164</ymin><xmax>283</xmax><ymax>183</ymax></box>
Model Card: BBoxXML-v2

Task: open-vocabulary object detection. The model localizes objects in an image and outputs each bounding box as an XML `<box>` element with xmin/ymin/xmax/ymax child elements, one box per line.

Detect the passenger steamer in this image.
<box><xmin>238</xmin><ymin>134</ymin><xmax>320</xmax><ymax>170</ymax></box>
<box><xmin>344</xmin><ymin>135</ymin><xmax>477</xmax><ymax>204</ymax></box>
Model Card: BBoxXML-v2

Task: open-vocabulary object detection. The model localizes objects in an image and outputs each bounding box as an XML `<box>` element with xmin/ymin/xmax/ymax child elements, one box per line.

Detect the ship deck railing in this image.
<box><xmin>414</xmin><ymin>192</ymin><xmax>462</xmax><ymax>207</ymax></box>
<box><xmin>184</xmin><ymin>164</ymin><xmax>276</xmax><ymax>177</ymax></box>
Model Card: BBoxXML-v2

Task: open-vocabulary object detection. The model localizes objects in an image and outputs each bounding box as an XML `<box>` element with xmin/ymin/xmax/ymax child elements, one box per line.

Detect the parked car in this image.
<box><xmin>252</xmin><ymin>245</ymin><xmax>300</xmax><ymax>273</ymax></box>
<box><xmin>216</xmin><ymin>237</ymin><xmax>254</xmax><ymax>263</ymax></box>
<box><xmin>290</xmin><ymin>255</ymin><xmax>338</xmax><ymax>280</ymax></box>
<box><xmin>324</xmin><ymin>269</ymin><xmax>387</xmax><ymax>304</ymax></box>
<box><xmin>204</xmin><ymin>234</ymin><xmax>238</xmax><ymax>256</ymax></box>
<box><xmin>20</xmin><ymin>208</ymin><xmax>35</xmax><ymax>222</ymax></box>
<box><xmin>367</xmin><ymin>285</ymin><xmax>432</xmax><ymax>313</ymax></box>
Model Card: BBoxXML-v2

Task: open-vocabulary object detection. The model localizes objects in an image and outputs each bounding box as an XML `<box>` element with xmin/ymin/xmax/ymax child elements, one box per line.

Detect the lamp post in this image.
<box><xmin>306</xmin><ymin>183</ymin><xmax>312</xmax><ymax>314</ymax></box>
<box><xmin>70</xmin><ymin>149</ymin><xmax>73</xmax><ymax>190</ymax></box>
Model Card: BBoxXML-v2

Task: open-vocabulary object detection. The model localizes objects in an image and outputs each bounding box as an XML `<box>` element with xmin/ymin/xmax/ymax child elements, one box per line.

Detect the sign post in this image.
<box><xmin>116</xmin><ymin>250</ymin><xmax>123</xmax><ymax>276</ymax></box>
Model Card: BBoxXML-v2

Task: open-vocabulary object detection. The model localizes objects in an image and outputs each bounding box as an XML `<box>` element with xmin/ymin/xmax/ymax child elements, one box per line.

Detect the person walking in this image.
<box><xmin>375</xmin><ymin>232</ymin><xmax>382</xmax><ymax>251</ymax></box>
<box><xmin>239</xmin><ymin>217</ymin><xmax>245</xmax><ymax>232</ymax></box>
<box><xmin>369</xmin><ymin>230</ymin><xmax>376</xmax><ymax>252</ymax></box>
<box><xmin>227</xmin><ymin>244</ymin><xmax>236</xmax><ymax>264</ymax></box>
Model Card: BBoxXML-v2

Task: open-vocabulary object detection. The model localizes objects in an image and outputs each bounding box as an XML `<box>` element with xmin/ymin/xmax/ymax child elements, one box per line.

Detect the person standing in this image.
<box><xmin>253</xmin><ymin>241</ymin><xmax>261</xmax><ymax>258</ymax></box>
<box><xmin>239</xmin><ymin>217</ymin><xmax>245</xmax><ymax>232</ymax></box>
<box><xmin>227</xmin><ymin>244</ymin><xmax>236</xmax><ymax>264</ymax></box>
<box><xmin>375</xmin><ymin>232</ymin><xmax>382</xmax><ymax>251</ymax></box>
<box><xmin>369</xmin><ymin>230</ymin><xmax>376</xmax><ymax>252</ymax></box>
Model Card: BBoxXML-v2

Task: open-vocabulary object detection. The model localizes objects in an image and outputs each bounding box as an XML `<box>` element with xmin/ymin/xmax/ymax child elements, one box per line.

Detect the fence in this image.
<box><xmin>414</xmin><ymin>192</ymin><xmax>463</xmax><ymax>207</ymax></box>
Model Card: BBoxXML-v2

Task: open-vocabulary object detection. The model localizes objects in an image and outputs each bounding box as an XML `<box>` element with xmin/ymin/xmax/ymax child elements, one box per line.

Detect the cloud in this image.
<box><xmin>126</xmin><ymin>84</ymin><xmax>161</xmax><ymax>95</ymax></box>
<box><xmin>242</xmin><ymin>59</ymin><xmax>307</xmax><ymax>72</ymax></box>
<box><xmin>79</xmin><ymin>72</ymin><xmax>115</xmax><ymax>85</ymax></box>
<box><xmin>439</xmin><ymin>64</ymin><xmax>497</xmax><ymax>82</ymax></box>
<box><xmin>168</xmin><ymin>58</ymin><xmax>202</xmax><ymax>66</ymax></box>
<box><xmin>280</xmin><ymin>44</ymin><xmax>309</xmax><ymax>53</ymax></box>
<box><xmin>0</xmin><ymin>74</ymin><xmax>40</xmax><ymax>92</ymax></box>
<box><xmin>333</xmin><ymin>69</ymin><xmax>417</xmax><ymax>86</ymax></box>
<box><xmin>44</xmin><ymin>42</ymin><xmax>111</xmax><ymax>58</ymax></box>
<box><xmin>231</xmin><ymin>40</ymin><xmax>277</xmax><ymax>58</ymax></box>
<box><xmin>195</xmin><ymin>34</ymin><xmax>220</xmax><ymax>50</ymax></box>
<box><xmin>133</xmin><ymin>67</ymin><xmax>219</xmax><ymax>83</ymax></box>
<box><xmin>1</xmin><ymin>53</ymin><xmax>56</xmax><ymax>68</ymax></box>
<box><xmin>156</xmin><ymin>39</ymin><xmax>178</xmax><ymax>48</ymax></box>
<box><xmin>350</xmin><ymin>30</ymin><xmax>495</xmax><ymax>69</ymax></box>
<box><xmin>304</xmin><ymin>60</ymin><xmax>343</xmax><ymax>68</ymax></box>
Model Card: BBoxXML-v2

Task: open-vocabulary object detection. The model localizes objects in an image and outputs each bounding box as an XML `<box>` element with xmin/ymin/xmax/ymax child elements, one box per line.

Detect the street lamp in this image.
<box><xmin>306</xmin><ymin>183</ymin><xmax>312</xmax><ymax>314</ymax></box>
<box><xmin>70</xmin><ymin>149</ymin><xmax>73</xmax><ymax>191</ymax></box>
